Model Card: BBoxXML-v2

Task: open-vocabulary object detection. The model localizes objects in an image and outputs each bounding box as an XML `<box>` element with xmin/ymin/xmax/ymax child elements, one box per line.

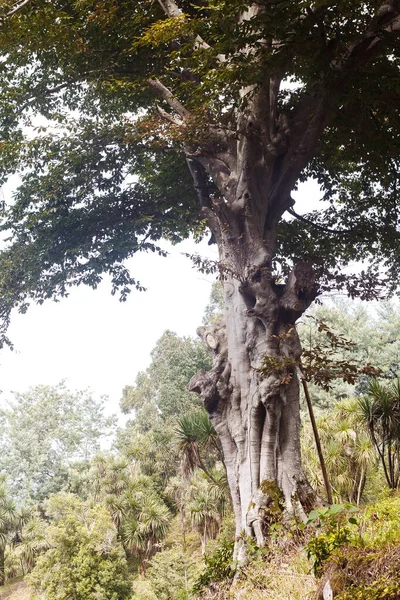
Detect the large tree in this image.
<box><xmin>0</xmin><ymin>0</ymin><xmax>399</xmax><ymax>546</ymax></box>
<box><xmin>0</xmin><ymin>383</ymin><xmax>116</xmax><ymax>503</ymax></box>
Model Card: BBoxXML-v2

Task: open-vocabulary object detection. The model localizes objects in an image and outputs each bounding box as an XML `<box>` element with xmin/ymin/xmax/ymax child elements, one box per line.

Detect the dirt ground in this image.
<box><xmin>0</xmin><ymin>579</ymin><xmax>31</xmax><ymax>600</ymax></box>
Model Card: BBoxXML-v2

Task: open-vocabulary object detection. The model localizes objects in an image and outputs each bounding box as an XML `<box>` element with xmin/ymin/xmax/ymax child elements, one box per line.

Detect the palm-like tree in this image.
<box><xmin>302</xmin><ymin>398</ymin><xmax>376</xmax><ymax>504</ymax></box>
<box><xmin>121</xmin><ymin>494</ymin><xmax>171</xmax><ymax>572</ymax></box>
<box><xmin>12</xmin><ymin>515</ymin><xmax>49</xmax><ymax>575</ymax></box>
<box><xmin>89</xmin><ymin>455</ymin><xmax>171</xmax><ymax>571</ymax></box>
<box><xmin>0</xmin><ymin>480</ymin><xmax>16</xmax><ymax>585</ymax></box>
<box><xmin>175</xmin><ymin>410</ymin><xmax>225</xmax><ymax>482</ymax></box>
<box><xmin>187</xmin><ymin>475</ymin><xmax>226</xmax><ymax>554</ymax></box>
<box><xmin>358</xmin><ymin>378</ymin><xmax>400</xmax><ymax>489</ymax></box>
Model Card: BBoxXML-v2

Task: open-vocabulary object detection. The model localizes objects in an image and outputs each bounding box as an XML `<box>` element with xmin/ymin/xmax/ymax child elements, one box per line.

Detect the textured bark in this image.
<box><xmin>183</xmin><ymin>68</ymin><xmax>327</xmax><ymax>546</ymax></box>
<box><xmin>190</xmin><ymin>265</ymin><xmax>319</xmax><ymax>546</ymax></box>
<box><xmin>153</xmin><ymin>0</ymin><xmax>350</xmax><ymax>549</ymax></box>
<box><xmin>185</xmin><ymin>71</ymin><xmax>324</xmax><ymax>543</ymax></box>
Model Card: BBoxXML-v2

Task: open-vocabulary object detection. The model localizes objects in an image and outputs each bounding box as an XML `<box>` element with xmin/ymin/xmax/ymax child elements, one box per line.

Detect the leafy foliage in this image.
<box><xmin>358</xmin><ymin>378</ymin><xmax>400</xmax><ymax>489</ymax></box>
<box><xmin>27</xmin><ymin>494</ymin><xmax>132</xmax><ymax>600</ymax></box>
<box><xmin>305</xmin><ymin>503</ymin><xmax>358</xmax><ymax>576</ymax></box>
<box><xmin>317</xmin><ymin>494</ymin><xmax>400</xmax><ymax>600</ymax></box>
<box><xmin>146</xmin><ymin>544</ymin><xmax>201</xmax><ymax>600</ymax></box>
<box><xmin>192</xmin><ymin>539</ymin><xmax>235</xmax><ymax>594</ymax></box>
<box><xmin>0</xmin><ymin>0</ymin><xmax>397</xmax><ymax>342</ymax></box>
<box><xmin>0</xmin><ymin>382</ymin><xmax>116</xmax><ymax>503</ymax></box>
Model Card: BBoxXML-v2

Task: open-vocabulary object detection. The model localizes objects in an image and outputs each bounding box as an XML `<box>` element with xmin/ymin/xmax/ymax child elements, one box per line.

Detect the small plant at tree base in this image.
<box><xmin>305</xmin><ymin>504</ymin><xmax>358</xmax><ymax>576</ymax></box>
<box><xmin>191</xmin><ymin>539</ymin><xmax>235</xmax><ymax>594</ymax></box>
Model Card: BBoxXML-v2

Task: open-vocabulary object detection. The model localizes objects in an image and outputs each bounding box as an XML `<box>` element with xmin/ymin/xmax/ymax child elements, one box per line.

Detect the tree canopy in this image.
<box><xmin>0</xmin><ymin>0</ymin><xmax>398</xmax><ymax>343</ymax></box>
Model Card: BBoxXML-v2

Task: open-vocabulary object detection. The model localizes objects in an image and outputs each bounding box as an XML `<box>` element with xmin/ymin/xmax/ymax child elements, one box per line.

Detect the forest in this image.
<box><xmin>1</xmin><ymin>294</ymin><xmax>400</xmax><ymax>599</ymax></box>
<box><xmin>0</xmin><ymin>0</ymin><xmax>399</xmax><ymax>598</ymax></box>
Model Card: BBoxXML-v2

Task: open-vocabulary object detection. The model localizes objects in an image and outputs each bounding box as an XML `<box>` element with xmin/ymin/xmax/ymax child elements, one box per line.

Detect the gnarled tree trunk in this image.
<box><xmin>152</xmin><ymin>0</ymin><xmax>335</xmax><ymax>549</ymax></box>
<box><xmin>190</xmin><ymin>224</ymin><xmax>319</xmax><ymax>547</ymax></box>
<box><xmin>185</xmin><ymin>80</ymin><xmax>325</xmax><ymax>544</ymax></box>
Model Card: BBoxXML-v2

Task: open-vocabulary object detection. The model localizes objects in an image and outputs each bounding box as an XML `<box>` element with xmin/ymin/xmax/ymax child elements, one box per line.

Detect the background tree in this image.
<box><xmin>145</xmin><ymin>544</ymin><xmax>201</xmax><ymax>600</ymax></box>
<box><xmin>302</xmin><ymin>398</ymin><xmax>377</xmax><ymax>505</ymax></box>
<box><xmin>118</xmin><ymin>331</ymin><xmax>211</xmax><ymax>482</ymax></box>
<box><xmin>0</xmin><ymin>383</ymin><xmax>116</xmax><ymax>503</ymax></box>
<box><xmin>298</xmin><ymin>300</ymin><xmax>400</xmax><ymax>411</ymax></box>
<box><xmin>359</xmin><ymin>378</ymin><xmax>400</xmax><ymax>490</ymax></box>
<box><xmin>120</xmin><ymin>331</ymin><xmax>211</xmax><ymax>422</ymax></box>
<box><xmin>187</xmin><ymin>473</ymin><xmax>226</xmax><ymax>555</ymax></box>
<box><xmin>0</xmin><ymin>0</ymin><xmax>399</xmax><ymax>545</ymax></box>
<box><xmin>27</xmin><ymin>494</ymin><xmax>132</xmax><ymax>600</ymax></box>
<box><xmin>90</xmin><ymin>455</ymin><xmax>172</xmax><ymax>570</ymax></box>
<box><xmin>0</xmin><ymin>478</ymin><xmax>16</xmax><ymax>586</ymax></box>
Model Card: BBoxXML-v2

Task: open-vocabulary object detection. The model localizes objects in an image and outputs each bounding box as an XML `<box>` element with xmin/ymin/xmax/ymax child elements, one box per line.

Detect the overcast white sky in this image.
<box><xmin>0</xmin><ymin>179</ymin><xmax>321</xmax><ymax>414</ymax></box>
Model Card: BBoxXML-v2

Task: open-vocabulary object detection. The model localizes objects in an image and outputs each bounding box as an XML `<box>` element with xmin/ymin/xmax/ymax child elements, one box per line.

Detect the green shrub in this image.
<box><xmin>326</xmin><ymin>546</ymin><xmax>400</xmax><ymax>600</ymax></box>
<box><xmin>305</xmin><ymin>504</ymin><xmax>358</xmax><ymax>576</ymax></box>
<box><xmin>360</xmin><ymin>494</ymin><xmax>400</xmax><ymax>547</ymax></box>
<box><xmin>192</xmin><ymin>539</ymin><xmax>235</xmax><ymax>594</ymax></box>
<box><xmin>146</xmin><ymin>544</ymin><xmax>201</xmax><ymax>600</ymax></box>
<box><xmin>317</xmin><ymin>494</ymin><xmax>400</xmax><ymax>600</ymax></box>
<box><xmin>28</xmin><ymin>494</ymin><xmax>132</xmax><ymax>600</ymax></box>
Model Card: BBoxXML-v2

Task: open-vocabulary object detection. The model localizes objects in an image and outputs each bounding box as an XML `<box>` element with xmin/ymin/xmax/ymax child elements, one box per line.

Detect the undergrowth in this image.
<box><xmin>195</xmin><ymin>493</ymin><xmax>400</xmax><ymax>600</ymax></box>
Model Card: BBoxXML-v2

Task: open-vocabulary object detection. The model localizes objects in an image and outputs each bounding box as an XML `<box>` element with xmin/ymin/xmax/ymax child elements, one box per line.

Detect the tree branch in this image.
<box><xmin>333</xmin><ymin>1</ymin><xmax>400</xmax><ymax>68</ymax></box>
<box><xmin>267</xmin><ymin>1</ymin><xmax>400</xmax><ymax>215</ymax></box>
<box><xmin>156</xmin><ymin>0</ymin><xmax>225</xmax><ymax>62</ymax></box>
<box><xmin>279</xmin><ymin>262</ymin><xmax>319</xmax><ymax>319</ymax></box>
<box><xmin>156</xmin><ymin>105</ymin><xmax>183</xmax><ymax>126</ymax></box>
<box><xmin>186</xmin><ymin>157</ymin><xmax>213</xmax><ymax>209</ymax></box>
<box><xmin>148</xmin><ymin>78</ymin><xmax>191</xmax><ymax>119</ymax></box>
<box><xmin>1</xmin><ymin>0</ymin><xmax>31</xmax><ymax>19</ymax></box>
<box><xmin>287</xmin><ymin>207</ymin><xmax>354</xmax><ymax>236</ymax></box>
<box><xmin>17</xmin><ymin>81</ymin><xmax>75</xmax><ymax>114</ymax></box>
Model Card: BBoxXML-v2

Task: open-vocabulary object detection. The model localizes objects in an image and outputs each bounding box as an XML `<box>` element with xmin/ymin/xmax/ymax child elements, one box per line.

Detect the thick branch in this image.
<box><xmin>186</xmin><ymin>158</ymin><xmax>213</xmax><ymax>208</ymax></box>
<box><xmin>342</xmin><ymin>0</ymin><xmax>400</xmax><ymax>64</ymax></box>
<box><xmin>157</xmin><ymin>0</ymin><xmax>181</xmax><ymax>18</ymax></box>
<box><xmin>156</xmin><ymin>0</ymin><xmax>226</xmax><ymax>62</ymax></box>
<box><xmin>148</xmin><ymin>78</ymin><xmax>191</xmax><ymax>118</ymax></box>
<box><xmin>268</xmin><ymin>1</ymin><xmax>400</xmax><ymax>213</ymax></box>
<box><xmin>271</xmin><ymin>93</ymin><xmax>331</xmax><ymax>209</ymax></box>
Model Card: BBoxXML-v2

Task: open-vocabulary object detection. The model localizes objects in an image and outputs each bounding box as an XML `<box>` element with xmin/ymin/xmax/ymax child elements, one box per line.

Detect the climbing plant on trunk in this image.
<box><xmin>0</xmin><ymin>1</ymin><xmax>399</xmax><ymax>547</ymax></box>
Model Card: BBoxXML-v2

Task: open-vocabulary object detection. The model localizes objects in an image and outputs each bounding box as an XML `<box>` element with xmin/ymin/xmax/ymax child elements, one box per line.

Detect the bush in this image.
<box><xmin>318</xmin><ymin>494</ymin><xmax>400</xmax><ymax>600</ymax></box>
<box><xmin>192</xmin><ymin>539</ymin><xmax>235</xmax><ymax>594</ymax></box>
<box><xmin>28</xmin><ymin>494</ymin><xmax>132</xmax><ymax>600</ymax></box>
<box><xmin>304</xmin><ymin>504</ymin><xmax>359</xmax><ymax>576</ymax></box>
<box><xmin>146</xmin><ymin>544</ymin><xmax>201</xmax><ymax>600</ymax></box>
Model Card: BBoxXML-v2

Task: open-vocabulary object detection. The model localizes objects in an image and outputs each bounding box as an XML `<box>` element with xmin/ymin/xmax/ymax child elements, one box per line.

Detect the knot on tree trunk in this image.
<box><xmin>189</xmin><ymin>317</ymin><xmax>231</xmax><ymax>414</ymax></box>
<box><xmin>279</xmin><ymin>262</ymin><xmax>319</xmax><ymax>320</ymax></box>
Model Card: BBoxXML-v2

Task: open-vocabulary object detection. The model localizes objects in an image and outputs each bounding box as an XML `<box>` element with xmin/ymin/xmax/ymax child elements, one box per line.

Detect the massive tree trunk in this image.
<box><xmin>189</xmin><ymin>214</ymin><xmax>320</xmax><ymax>546</ymax></box>
<box><xmin>153</xmin><ymin>0</ymin><xmax>340</xmax><ymax>548</ymax></box>
<box><xmin>183</xmin><ymin>70</ymin><xmax>326</xmax><ymax>546</ymax></box>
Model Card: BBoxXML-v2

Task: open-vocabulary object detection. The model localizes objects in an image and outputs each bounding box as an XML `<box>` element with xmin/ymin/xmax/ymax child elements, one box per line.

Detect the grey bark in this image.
<box><xmin>190</xmin><ymin>269</ymin><xmax>319</xmax><ymax>546</ymax></box>
<box><xmin>186</xmin><ymin>76</ymin><xmax>324</xmax><ymax>545</ymax></box>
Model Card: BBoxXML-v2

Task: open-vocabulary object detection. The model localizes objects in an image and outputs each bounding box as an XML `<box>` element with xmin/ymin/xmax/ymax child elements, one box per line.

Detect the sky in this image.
<box><xmin>0</xmin><ymin>179</ymin><xmax>322</xmax><ymax>415</ymax></box>
<box><xmin>0</xmin><ymin>239</ymin><xmax>218</xmax><ymax>414</ymax></box>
